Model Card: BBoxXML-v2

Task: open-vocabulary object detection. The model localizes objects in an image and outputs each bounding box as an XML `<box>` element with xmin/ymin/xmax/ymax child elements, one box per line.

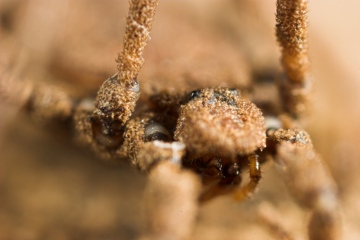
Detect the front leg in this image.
<box><xmin>267</xmin><ymin>128</ymin><xmax>341</xmax><ymax>240</ymax></box>
<box><xmin>136</xmin><ymin>141</ymin><xmax>201</xmax><ymax>240</ymax></box>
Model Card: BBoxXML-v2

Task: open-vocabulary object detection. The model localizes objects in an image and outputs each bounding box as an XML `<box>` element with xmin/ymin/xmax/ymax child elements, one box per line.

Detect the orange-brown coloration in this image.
<box><xmin>141</xmin><ymin>161</ymin><xmax>201</xmax><ymax>240</ymax></box>
<box><xmin>136</xmin><ymin>141</ymin><xmax>185</xmax><ymax>172</ymax></box>
<box><xmin>74</xmin><ymin>100</ymin><xmax>125</xmax><ymax>160</ymax></box>
<box><xmin>29</xmin><ymin>84</ymin><xmax>73</xmax><ymax>120</ymax></box>
<box><xmin>276</xmin><ymin>0</ymin><xmax>312</xmax><ymax>116</ymax></box>
<box><xmin>233</xmin><ymin>154</ymin><xmax>262</xmax><ymax>200</ymax></box>
<box><xmin>0</xmin><ymin>69</ymin><xmax>33</xmax><ymax>106</ymax></box>
<box><xmin>118</xmin><ymin>113</ymin><xmax>171</xmax><ymax>166</ymax></box>
<box><xmin>0</xmin><ymin>66</ymin><xmax>73</xmax><ymax>120</ymax></box>
<box><xmin>258</xmin><ymin>202</ymin><xmax>296</xmax><ymax>240</ymax></box>
<box><xmin>117</xmin><ymin>0</ymin><xmax>158</xmax><ymax>87</ymax></box>
<box><xmin>268</xmin><ymin>127</ymin><xmax>340</xmax><ymax>240</ymax></box>
<box><xmin>0</xmin><ymin>0</ymin><xmax>343</xmax><ymax>239</ymax></box>
<box><xmin>94</xmin><ymin>0</ymin><xmax>158</xmax><ymax>123</ymax></box>
<box><xmin>175</xmin><ymin>88</ymin><xmax>266</xmax><ymax>158</ymax></box>
<box><xmin>94</xmin><ymin>73</ymin><xmax>140</xmax><ymax>124</ymax></box>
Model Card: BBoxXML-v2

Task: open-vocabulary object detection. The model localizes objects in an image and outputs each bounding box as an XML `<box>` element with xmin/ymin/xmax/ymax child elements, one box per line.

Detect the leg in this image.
<box><xmin>136</xmin><ymin>141</ymin><xmax>201</xmax><ymax>240</ymax></box>
<box><xmin>0</xmin><ymin>64</ymin><xmax>74</xmax><ymax>121</ymax></box>
<box><xmin>276</xmin><ymin>0</ymin><xmax>312</xmax><ymax>117</ymax></box>
<box><xmin>233</xmin><ymin>154</ymin><xmax>262</xmax><ymax>201</ymax></box>
<box><xmin>94</xmin><ymin>0</ymin><xmax>159</xmax><ymax>125</ymax></box>
<box><xmin>268</xmin><ymin>128</ymin><xmax>341</xmax><ymax>240</ymax></box>
<box><xmin>258</xmin><ymin>202</ymin><xmax>296</xmax><ymax>240</ymax></box>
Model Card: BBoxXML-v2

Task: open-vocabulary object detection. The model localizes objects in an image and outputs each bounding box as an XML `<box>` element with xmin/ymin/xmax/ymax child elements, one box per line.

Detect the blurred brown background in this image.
<box><xmin>1</xmin><ymin>0</ymin><xmax>360</xmax><ymax>239</ymax></box>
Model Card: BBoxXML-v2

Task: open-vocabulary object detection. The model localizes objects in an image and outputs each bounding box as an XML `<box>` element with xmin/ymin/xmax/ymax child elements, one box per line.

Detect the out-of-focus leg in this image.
<box><xmin>268</xmin><ymin>128</ymin><xmax>341</xmax><ymax>240</ymax></box>
<box><xmin>276</xmin><ymin>0</ymin><xmax>312</xmax><ymax>117</ymax></box>
<box><xmin>136</xmin><ymin>141</ymin><xmax>201</xmax><ymax>240</ymax></box>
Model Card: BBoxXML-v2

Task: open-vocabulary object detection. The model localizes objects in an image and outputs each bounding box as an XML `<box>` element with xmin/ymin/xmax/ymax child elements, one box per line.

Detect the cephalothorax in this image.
<box><xmin>174</xmin><ymin>88</ymin><xmax>266</xmax><ymax>201</ymax></box>
<box><xmin>0</xmin><ymin>0</ymin><xmax>341</xmax><ymax>239</ymax></box>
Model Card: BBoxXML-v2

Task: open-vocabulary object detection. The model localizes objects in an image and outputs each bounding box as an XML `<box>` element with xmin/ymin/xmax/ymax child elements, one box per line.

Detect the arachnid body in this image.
<box><xmin>0</xmin><ymin>0</ymin><xmax>344</xmax><ymax>239</ymax></box>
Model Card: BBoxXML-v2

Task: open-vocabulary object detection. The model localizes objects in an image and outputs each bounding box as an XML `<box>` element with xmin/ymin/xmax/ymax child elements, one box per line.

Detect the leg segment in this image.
<box><xmin>258</xmin><ymin>202</ymin><xmax>296</xmax><ymax>240</ymax></box>
<box><xmin>136</xmin><ymin>141</ymin><xmax>201</xmax><ymax>240</ymax></box>
<box><xmin>0</xmin><ymin>65</ymin><xmax>74</xmax><ymax>121</ymax></box>
<box><xmin>233</xmin><ymin>154</ymin><xmax>262</xmax><ymax>201</ymax></box>
<box><xmin>94</xmin><ymin>0</ymin><xmax>159</xmax><ymax>125</ymax></box>
<box><xmin>268</xmin><ymin>128</ymin><xmax>341</xmax><ymax>240</ymax></box>
<box><xmin>276</xmin><ymin>0</ymin><xmax>312</xmax><ymax>117</ymax></box>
